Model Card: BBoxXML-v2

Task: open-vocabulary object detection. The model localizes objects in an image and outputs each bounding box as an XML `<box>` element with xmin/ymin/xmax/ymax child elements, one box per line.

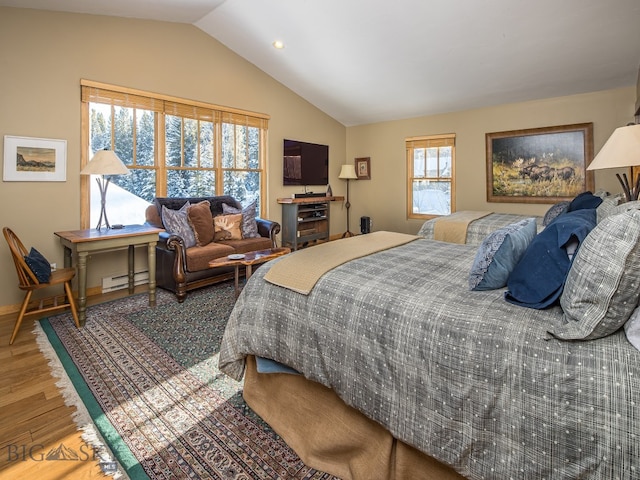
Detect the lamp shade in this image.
<box><xmin>81</xmin><ymin>149</ymin><xmax>130</xmax><ymax>176</ymax></box>
<box><xmin>587</xmin><ymin>124</ymin><xmax>640</xmax><ymax>170</ymax></box>
<box><xmin>338</xmin><ymin>164</ymin><xmax>358</xmax><ymax>180</ymax></box>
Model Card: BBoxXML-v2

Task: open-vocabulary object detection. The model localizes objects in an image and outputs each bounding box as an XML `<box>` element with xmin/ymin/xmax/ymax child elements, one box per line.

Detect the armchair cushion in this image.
<box><xmin>186</xmin><ymin>242</ymin><xmax>235</xmax><ymax>271</ymax></box>
<box><xmin>161</xmin><ymin>202</ymin><xmax>196</xmax><ymax>248</ymax></box>
<box><xmin>187</xmin><ymin>201</ymin><xmax>214</xmax><ymax>246</ymax></box>
<box><xmin>222</xmin><ymin>200</ymin><xmax>261</xmax><ymax>238</ymax></box>
<box><xmin>213</xmin><ymin>213</ymin><xmax>243</xmax><ymax>241</ymax></box>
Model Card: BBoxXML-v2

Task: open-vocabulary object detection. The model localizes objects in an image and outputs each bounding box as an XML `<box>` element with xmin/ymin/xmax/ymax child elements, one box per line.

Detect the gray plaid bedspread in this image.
<box><xmin>219</xmin><ymin>238</ymin><xmax>639</xmax><ymax>479</ymax></box>
<box><xmin>418</xmin><ymin>213</ymin><xmax>544</xmax><ymax>245</ymax></box>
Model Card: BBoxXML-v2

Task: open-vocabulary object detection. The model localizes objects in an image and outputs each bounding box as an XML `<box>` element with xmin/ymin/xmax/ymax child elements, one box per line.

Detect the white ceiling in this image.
<box><xmin>3</xmin><ymin>0</ymin><xmax>640</xmax><ymax>126</ymax></box>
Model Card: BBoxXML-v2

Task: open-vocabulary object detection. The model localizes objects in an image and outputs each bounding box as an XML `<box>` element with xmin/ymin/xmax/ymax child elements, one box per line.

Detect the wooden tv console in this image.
<box><xmin>277</xmin><ymin>196</ymin><xmax>344</xmax><ymax>251</ymax></box>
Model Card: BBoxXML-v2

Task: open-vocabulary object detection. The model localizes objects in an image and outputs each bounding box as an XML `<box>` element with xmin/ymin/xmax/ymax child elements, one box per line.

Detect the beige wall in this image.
<box><xmin>346</xmin><ymin>86</ymin><xmax>636</xmax><ymax>234</ymax></box>
<box><xmin>0</xmin><ymin>7</ymin><xmax>345</xmax><ymax>309</ymax></box>
<box><xmin>0</xmin><ymin>7</ymin><xmax>636</xmax><ymax>311</ymax></box>
<box><xmin>636</xmin><ymin>65</ymin><xmax>640</xmax><ymax>116</ymax></box>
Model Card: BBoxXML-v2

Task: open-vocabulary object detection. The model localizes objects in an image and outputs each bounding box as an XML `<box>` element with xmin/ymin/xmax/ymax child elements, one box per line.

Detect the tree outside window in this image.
<box><xmin>81</xmin><ymin>81</ymin><xmax>268</xmax><ymax>229</ymax></box>
<box><xmin>406</xmin><ymin>134</ymin><xmax>456</xmax><ymax>218</ymax></box>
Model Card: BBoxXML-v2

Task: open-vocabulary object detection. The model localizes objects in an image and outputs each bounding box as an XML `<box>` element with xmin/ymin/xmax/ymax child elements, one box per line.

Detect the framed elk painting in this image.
<box><xmin>486</xmin><ymin>123</ymin><xmax>594</xmax><ymax>204</ymax></box>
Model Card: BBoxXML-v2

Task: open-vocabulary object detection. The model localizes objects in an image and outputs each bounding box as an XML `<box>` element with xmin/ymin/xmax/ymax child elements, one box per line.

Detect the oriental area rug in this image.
<box><xmin>35</xmin><ymin>282</ymin><xmax>336</xmax><ymax>479</ymax></box>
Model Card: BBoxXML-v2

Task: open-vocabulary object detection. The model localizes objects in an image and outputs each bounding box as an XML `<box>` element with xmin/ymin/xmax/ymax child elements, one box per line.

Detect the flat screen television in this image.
<box><xmin>283</xmin><ymin>139</ymin><xmax>329</xmax><ymax>186</ymax></box>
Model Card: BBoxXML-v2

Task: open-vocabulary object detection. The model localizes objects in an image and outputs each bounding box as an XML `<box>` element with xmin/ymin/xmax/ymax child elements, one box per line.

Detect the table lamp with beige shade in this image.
<box><xmin>587</xmin><ymin>124</ymin><xmax>640</xmax><ymax>202</ymax></box>
<box><xmin>81</xmin><ymin>149</ymin><xmax>130</xmax><ymax>230</ymax></box>
<box><xmin>339</xmin><ymin>164</ymin><xmax>358</xmax><ymax>237</ymax></box>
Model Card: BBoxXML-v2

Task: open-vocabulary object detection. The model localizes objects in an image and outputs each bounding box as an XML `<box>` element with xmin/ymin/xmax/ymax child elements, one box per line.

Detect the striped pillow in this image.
<box><xmin>552</xmin><ymin>208</ymin><xmax>640</xmax><ymax>340</ymax></box>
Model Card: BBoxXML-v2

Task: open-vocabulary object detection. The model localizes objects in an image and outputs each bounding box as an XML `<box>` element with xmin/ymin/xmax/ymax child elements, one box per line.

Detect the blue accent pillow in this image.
<box><xmin>24</xmin><ymin>247</ymin><xmax>52</xmax><ymax>283</ymax></box>
<box><xmin>505</xmin><ymin>209</ymin><xmax>597</xmax><ymax>309</ymax></box>
<box><xmin>468</xmin><ymin>218</ymin><xmax>537</xmax><ymax>291</ymax></box>
<box><xmin>567</xmin><ymin>191</ymin><xmax>603</xmax><ymax>212</ymax></box>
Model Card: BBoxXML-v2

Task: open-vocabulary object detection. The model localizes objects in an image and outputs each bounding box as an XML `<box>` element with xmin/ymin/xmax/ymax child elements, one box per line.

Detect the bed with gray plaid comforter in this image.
<box><xmin>418</xmin><ymin>213</ymin><xmax>544</xmax><ymax>245</ymax></box>
<box><xmin>219</xmin><ymin>238</ymin><xmax>639</xmax><ymax>479</ymax></box>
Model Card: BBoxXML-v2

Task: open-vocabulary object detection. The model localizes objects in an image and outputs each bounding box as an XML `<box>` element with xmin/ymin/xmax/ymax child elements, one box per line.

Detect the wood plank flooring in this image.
<box><xmin>0</xmin><ymin>287</ymin><xmax>145</xmax><ymax>479</ymax></box>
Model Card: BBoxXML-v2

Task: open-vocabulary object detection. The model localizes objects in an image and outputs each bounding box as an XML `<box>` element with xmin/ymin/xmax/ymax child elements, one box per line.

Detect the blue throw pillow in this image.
<box><xmin>567</xmin><ymin>191</ymin><xmax>603</xmax><ymax>212</ymax></box>
<box><xmin>469</xmin><ymin>218</ymin><xmax>537</xmax><ymax>291</ymax></box>
<box><xmin>24</xmin><ymin>247</ymin><xmax>52</xmax><ymax>283</ymax></box>
<box><xmin>505</xmin><ymin>209</ymin><xmax>597</xmax><ymax>309</ymax></box>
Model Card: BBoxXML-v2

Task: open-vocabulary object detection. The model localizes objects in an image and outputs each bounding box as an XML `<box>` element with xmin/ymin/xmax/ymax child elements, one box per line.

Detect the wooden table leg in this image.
<box><xmin>77</xmin><ymin>251</ymin><xmax>88</xmax><ymax>326</ymax></box>
<box><xmin>63</xmin><ymin>246</ymin><xmax>72</xmax><ymax>268</ymax></box>
<box><xmin>128</xmin><ymin>245</ymin><xmax>135</xmax><ymax>294</ymax></box>
<box><xmin>233</xmin><ymin>265</ymin><xmax>241</xmax><ymax>298</ymax></box>
<box><xmin>148</xmin><ymin>241</ymin><xmax>157</xmax><ymax>306</ymax></box>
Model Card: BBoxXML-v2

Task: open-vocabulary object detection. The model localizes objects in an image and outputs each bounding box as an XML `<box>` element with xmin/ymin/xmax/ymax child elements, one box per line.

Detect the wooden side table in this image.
<box><xmin>55</xmin><ymin>224</ymin><xmax>162</xmax><ymax>325</ymax></box>
<box><xmin>209</xmin><ymin>247</ymin><xmax>291</xmax><ymax>297</ymax></box>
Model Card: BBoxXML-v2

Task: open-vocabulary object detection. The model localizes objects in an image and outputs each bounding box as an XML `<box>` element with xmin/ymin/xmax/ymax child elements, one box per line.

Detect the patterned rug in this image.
<box><xmin>35</xmin><ymin>282</ymin><xmax>337</xmax><ymax>479</ymax></box>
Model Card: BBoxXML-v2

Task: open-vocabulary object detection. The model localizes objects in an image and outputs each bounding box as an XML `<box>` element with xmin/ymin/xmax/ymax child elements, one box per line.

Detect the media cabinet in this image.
<box><xmin>277</xmin><ymin>196</ymin><xmax>344</xmax><ymax>250</ymax></box>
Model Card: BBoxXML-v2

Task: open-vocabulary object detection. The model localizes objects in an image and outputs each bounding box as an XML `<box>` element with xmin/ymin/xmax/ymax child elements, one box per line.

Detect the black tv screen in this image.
<box><xmin>283</xmin><ymin>139</ymin><xmax>329</xmax><ymax>186</ymax></box>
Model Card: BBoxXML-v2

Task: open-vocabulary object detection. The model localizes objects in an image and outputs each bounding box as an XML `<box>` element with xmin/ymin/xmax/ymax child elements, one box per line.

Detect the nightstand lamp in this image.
<box><xmin>587</xmin><ymin>124</ymin><xmax>640</xmax><ymax>202</ymax></box>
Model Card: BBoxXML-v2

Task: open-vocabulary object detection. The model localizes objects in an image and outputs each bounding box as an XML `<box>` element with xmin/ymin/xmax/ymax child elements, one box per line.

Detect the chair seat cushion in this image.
<box><xmin>186</xmin><ymin>242</ymin><xmax>235</xmax><ymax>272</ymax></box>
<box><xmin>219</xmin><ymin>237</ymin><xmax>272</xmax><ymax>254</ymax></box>
<box><xmin>185</xmin><ymin>237</ymin><xmax>274</xmax><ymax>272</ymax></box>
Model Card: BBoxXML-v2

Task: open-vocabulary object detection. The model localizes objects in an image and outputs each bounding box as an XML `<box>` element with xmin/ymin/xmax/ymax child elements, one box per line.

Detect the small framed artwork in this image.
<box><xmin>486</xmin><ymin>123</ymin><xmax>594</xmax><ymax>204</ymax></box>
<box><xmin>355</xmin><ymin>157</ymin><xmax>371</xmax><ymax>180</ymax></box>
<box><xmin>3</xmin><ymin>135</ymin><xmax>67</xmax><ymax>182</ymax></box>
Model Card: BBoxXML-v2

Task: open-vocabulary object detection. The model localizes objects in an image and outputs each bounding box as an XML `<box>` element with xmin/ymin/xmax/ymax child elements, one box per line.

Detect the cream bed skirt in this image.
<box><xmin>243</xmin><ymin>356</ymin><xmax>464</xmax><ymax>480</ymax></box>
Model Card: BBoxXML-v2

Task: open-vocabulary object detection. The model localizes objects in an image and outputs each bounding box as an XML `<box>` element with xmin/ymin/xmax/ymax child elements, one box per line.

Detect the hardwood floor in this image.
<box><xmin>0</xmin><ymin>287</ymin><xmax>146</xmax><ymax>479</ymax></box>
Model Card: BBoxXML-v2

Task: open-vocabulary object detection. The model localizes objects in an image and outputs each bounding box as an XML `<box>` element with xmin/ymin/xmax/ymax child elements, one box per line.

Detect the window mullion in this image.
<box><xmin>215</xmin><ymin>121</ymin><xmax>223</xmax><ymax>194</ymax></box>
<box><xmin>157</xmin><ymin>111</ymin><xmax>167</xmax><ymax>196</ymax></box>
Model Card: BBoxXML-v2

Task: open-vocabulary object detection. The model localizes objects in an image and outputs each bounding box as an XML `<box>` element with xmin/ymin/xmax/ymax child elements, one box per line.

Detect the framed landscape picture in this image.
<box><xmin>3</xmin><ymin>135</ymin><xmax>67</xmax><ymax>182</ymax></box>
<box><xmin>486</xmin><ymin>123</ymin><xmax>594</xmax><ymax>204</ymax></box>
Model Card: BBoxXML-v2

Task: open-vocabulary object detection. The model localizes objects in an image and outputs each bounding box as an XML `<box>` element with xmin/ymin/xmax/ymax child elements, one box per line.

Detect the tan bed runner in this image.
<box><xmin>264</xmin><ymin>231</ymin><xmax>419</xmax><ymax>294</ymax></box>
<box><xmin>433</xmin><ymin>210</ymin><xmax>492</xmax><ymax>244</ymax></box>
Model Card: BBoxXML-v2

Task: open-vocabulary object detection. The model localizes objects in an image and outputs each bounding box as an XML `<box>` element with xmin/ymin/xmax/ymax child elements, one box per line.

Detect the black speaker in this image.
<box><xmin>360</xmin><ymin>216</ymin><xmax>371</xmax><ymax>234</ymax></box>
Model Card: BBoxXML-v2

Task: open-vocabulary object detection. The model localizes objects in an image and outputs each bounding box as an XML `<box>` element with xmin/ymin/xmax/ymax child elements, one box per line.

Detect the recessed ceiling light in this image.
<box><xmin>272</xmin><ymin>40</ymin><xmax>285</xmax><ymax>49</ymax></box>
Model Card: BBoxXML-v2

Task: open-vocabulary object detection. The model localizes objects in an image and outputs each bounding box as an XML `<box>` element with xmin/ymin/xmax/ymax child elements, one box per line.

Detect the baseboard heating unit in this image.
<box><xmin>102</xmin><ymin>270</ymin><xmax>149</xmax><ymax>293</ymax></box>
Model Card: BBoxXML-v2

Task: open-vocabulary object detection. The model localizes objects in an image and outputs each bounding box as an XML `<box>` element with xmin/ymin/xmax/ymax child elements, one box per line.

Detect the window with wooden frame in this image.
<box><xmin>406</xmin><ymin>134</ymin><xmax>456</xmax><ymax>219</ymax></box>
<box><xmin>80</xmin><ymin>80</ymin><xmax>269</xmax><ymax>229</ymax></box>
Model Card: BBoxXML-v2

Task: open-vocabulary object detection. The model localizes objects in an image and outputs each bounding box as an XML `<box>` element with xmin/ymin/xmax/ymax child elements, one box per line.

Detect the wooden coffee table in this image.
<box><xmin>209</xmin><ymin>247</ymin><xmax>291</xmax><ymax>297</ymax></box>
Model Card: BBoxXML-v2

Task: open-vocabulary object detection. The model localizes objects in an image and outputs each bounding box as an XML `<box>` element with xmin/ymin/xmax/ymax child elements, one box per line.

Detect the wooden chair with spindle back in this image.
<box><xmin>3</xmin><ymin>227</ymin><xmax>80</xmax><ymax>344</ymax></box>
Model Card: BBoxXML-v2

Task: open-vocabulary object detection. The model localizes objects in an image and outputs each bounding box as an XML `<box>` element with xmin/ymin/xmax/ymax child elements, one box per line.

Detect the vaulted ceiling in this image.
<box><xmin>2</xmin><ymin>0</ymin><xmax>639</xmax><ymax>126</ymax></box>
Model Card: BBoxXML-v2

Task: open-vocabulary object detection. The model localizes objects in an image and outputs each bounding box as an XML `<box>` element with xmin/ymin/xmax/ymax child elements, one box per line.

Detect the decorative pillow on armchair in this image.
<box><xmin>468</xmin><ymin>218</ymin><xmax>537</xmax><ymax>291</ymax></box>
<box><xmin>187</xmin><ymin>201</ymin><xmax>215</xmax><ymax>246</ymax></box>
<box><xmin>551</xmin><ymin>208</ymin><xmax>640</xmax><ymax>340</ymax></box>
<box><xmin>161</xmin><ymin>202</ymin><xmax>196</xmax><ymax>248</ymax></box>
<box><xmin>222</xmin><ymin>200</ymin><xmax>261</xmax><ymax>238</ymax></box>
<box><xmin>213</xmin><ymin>213</ymin><xmax>243</xmax><ymax>241</ymax></box>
